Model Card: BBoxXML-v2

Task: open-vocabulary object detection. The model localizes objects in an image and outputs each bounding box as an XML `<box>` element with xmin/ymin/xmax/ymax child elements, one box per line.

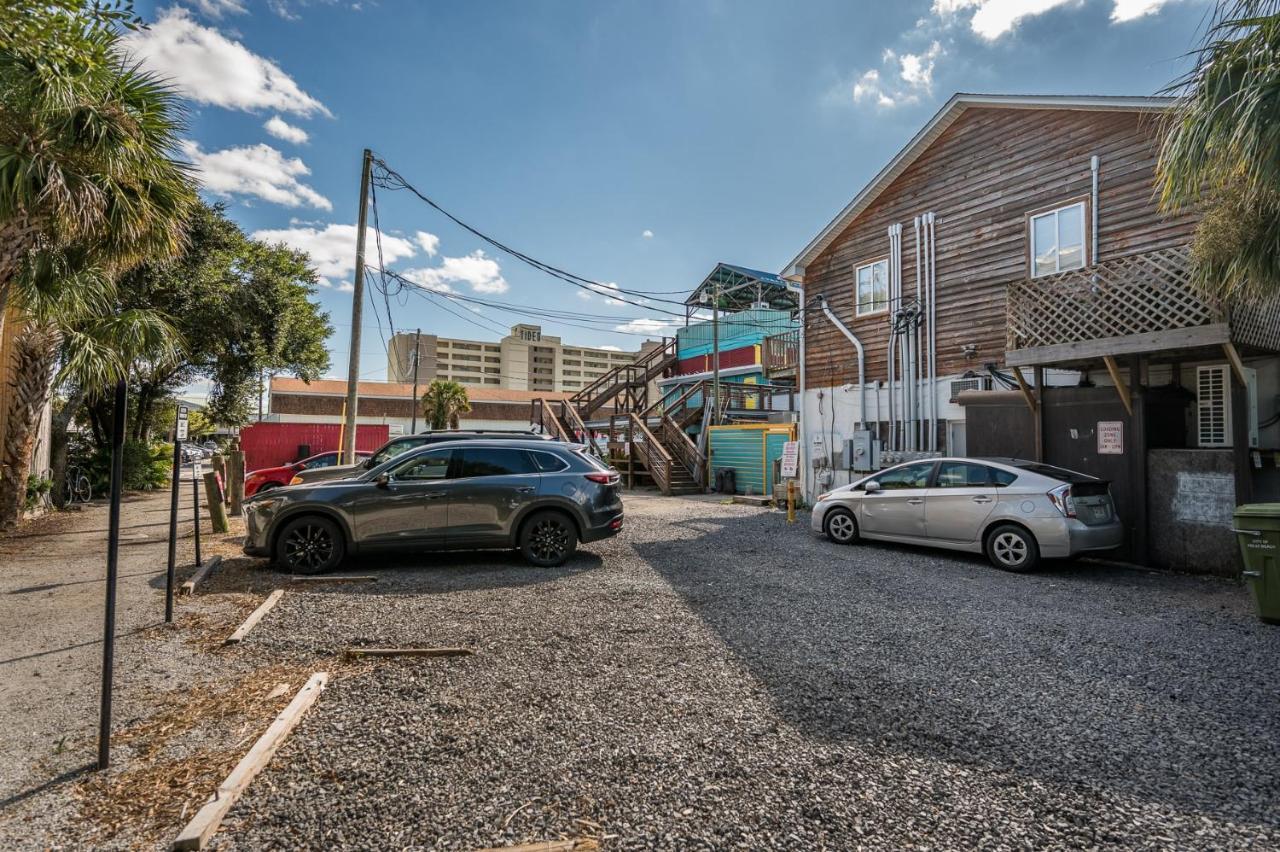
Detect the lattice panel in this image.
<box><xmin>1230</xmin><ymin>300</ymin><xmax>1280</xmax><ymax>353</ymax></box>
<box><xmin>1005</xmin><ymin>247</ymin><xmax>1222</xmax><ymax>351</ymax></box>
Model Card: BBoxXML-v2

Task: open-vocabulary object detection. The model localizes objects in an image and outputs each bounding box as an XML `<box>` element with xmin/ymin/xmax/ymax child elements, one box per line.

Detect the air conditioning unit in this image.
<box><xmin>949</xmin><ymin>375</ymin><xmax>992</xmax><ymax>402</ymax></box>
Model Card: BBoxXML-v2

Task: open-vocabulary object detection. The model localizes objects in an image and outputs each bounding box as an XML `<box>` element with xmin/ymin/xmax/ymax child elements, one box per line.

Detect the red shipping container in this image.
<box><xmin>239</xmin><ymin>422</ymin><xmax>390</xmax><ymax>472</ymax></box>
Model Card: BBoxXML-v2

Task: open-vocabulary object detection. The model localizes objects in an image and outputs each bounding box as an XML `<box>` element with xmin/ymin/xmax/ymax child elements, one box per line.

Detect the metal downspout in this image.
<box><xmin>1091</xmin><ymin>155</ymin><xmax>1100</xmax><ymax>264</ymax></box>
<box><xmin>785</xmin><ymin>280</ymin><xmax>808</xmax><ymax>500</ymax></box>
<box><xmin>886</xmin><ymin>225</ymin><xmax>897</xmax><ymax>452</ymax></box>
<box><xmin>927</xmin><ymin>211</ymin><xmax>938</xmax><ymax>452</ymax></box>
<box><xmin>819</xmin><ymin>296</ymin><xmax>867</xmax><ymax>429</ymax></box>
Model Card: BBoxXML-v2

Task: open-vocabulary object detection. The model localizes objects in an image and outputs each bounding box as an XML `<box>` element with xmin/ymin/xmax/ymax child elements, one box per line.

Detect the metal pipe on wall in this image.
<box><xmin>927</xmin><ymin>211</ymin><xmax>938</xmax><ymax>452</ymax></box>
<box><xmin>819</xmin><ymin>296</ymin><xmax>867</xmax><ymax>429</ymax></box>
<box><xmin>890</xmin><ymin>223</ymin><xmax>901</xmax><ymax>450</ymax></box>
<box><xmin>1090</xmin><ymin>155</ymin><xmax>1100</xmax><ymax>264</ymax></box>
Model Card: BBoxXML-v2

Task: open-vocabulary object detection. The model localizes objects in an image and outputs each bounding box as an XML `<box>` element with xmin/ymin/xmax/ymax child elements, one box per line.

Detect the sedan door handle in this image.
<box><xmin>907</xmin><ymin>498</ymin><xmax>924</xmax><ymax>505</ymax></box>
<box><xmin>972</xmin><ymin>497</ymin><xmax>993</xmax><ymax>504</ymax></box>
<box><xmin>515</xmin><ymin>486</ymin><xmax>536</xmax><ymax>494</ymax></box>
<box><xmin>422</xmin><ymin>491</ymin><xmax>446</xmax><ymax>499</ymax></box>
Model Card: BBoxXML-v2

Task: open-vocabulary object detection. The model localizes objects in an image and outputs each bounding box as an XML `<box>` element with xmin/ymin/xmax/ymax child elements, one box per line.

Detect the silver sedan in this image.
<box><xmin>811</xmin><ymin>457</ymin><xmax>1123</xmax><ymax>572</ymax></box>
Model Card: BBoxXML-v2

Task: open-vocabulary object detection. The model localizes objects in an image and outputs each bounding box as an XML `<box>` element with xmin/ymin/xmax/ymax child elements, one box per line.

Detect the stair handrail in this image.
<box><xmin>627</xmin><ymin>411</ymin><xmax>672</xmax><ymax>494</ymax></box>
<box><xmin>656</xmin><ymin>414</ymin><xmax>705</xmax><ymax>489</ymax></box>
<box><xmin>532</xmin><ymin>398</ymin><xmax>572</xmax><ymax>443</ymax></box>
<box><xmin>570</xmin><ymin>337</ymin><xmax>677</xmax><ymax>417</ymax></box>
<box><xmin>641</xmin><ymin>377</ymin><xmax>706</xmax><ymax>419</ymax></box>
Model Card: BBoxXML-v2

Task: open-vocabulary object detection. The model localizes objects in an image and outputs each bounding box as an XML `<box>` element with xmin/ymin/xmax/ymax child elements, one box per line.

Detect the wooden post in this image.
<box><xmin>228</xmin><ymin>448</ymin><xmax>245</xmax><ymax>517</ymax></box>
<box><xmin>202</xmin><ymin>471</ymin><xmax>229</xmax><ymax>534</ymax></box>
<box><xmin>1033</xmin><ymin>366</ymin><xmax>1046</xmax><ymax>463</ymax></box>
<box><xmin>1127</xmin><ymin>355</ymin><xmax>1148</xmax><ymax>566</ymax></box>
<box><xmin>1102</xmin><ymin>355</ymin><xmax>1134</xmax><ymax>417</ymax></box>
<box><xmin>210</xmin><ymin>454</ymin><xmax>227</xmax><ymax>502</ymax></box>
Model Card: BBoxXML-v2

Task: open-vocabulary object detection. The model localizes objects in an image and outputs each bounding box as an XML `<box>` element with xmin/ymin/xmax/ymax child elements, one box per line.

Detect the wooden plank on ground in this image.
<box><xmin>288</xmin><ymin>575</ymin><xmax>377</xmax><ymax>585</ymax></box>
<box><xmin>172</xmin><ymin>672</ymin><xmax>328</xmax><ymax>851</ymax></box>
<box><xmin>179</xmin><ymin>555</ymin><xmax>223</xmax><ymax>596</ymax></box>
<box><xmin>224</xmin><ymin>589</ymin><xmax>284</xmax><ymax>645</ymax></box>
<box><xmin>343</xmin><ymin>647</ymin><xmax>473</xmax><ymax>659</ymax></box>
<box><xmin>731</xmin><ymin>495</ymin><xmax>773</xmax><ymax>507</ymax></box>
<box><xmin>474</xmin><ymin>840</ymin><xmax>599</xmax><ymax>852</ymax></box>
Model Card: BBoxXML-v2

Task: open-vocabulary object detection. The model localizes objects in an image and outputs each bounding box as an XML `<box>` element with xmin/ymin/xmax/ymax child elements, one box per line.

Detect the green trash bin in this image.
<box><xmin>1233</xmin><ymin>504</ymin><xmax>1280</xmax><ymax>624</ymax></box>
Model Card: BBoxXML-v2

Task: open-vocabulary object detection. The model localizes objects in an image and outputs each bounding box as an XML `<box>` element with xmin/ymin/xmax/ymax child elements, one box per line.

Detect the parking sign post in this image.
<box><xmin>98</xmin><ymin>379</ymin><xmax>127</xmax><ymax>771</ymax></box>
<box><xmin>165</xmin><ymin>404</ymin><xmax>189</xmax><ymax>623</ymax></box>
<box><xmin>191</xmin><ymin>458</ymin><xmax>202</xmax><ymax>568</ymax></box>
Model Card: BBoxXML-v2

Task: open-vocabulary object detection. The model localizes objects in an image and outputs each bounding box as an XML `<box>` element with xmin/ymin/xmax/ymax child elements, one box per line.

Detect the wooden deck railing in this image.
<box><xmin>763</xmin><ymin>330</ymin><xmax>799</xmax><ymax>376</ymax></box>
<box><xmin>1006</xmin><ymin>245</ymin><xmax>1280</xmax><ymax>362</ymax></box>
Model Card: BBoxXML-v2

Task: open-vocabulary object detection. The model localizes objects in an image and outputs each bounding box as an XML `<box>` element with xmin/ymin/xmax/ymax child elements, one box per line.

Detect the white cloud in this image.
<box><xmin>967</xmin><ymin>0</ymin><xmax>1079</xmax><ymax>40</ymax></box>
<box><xmin>642</xmin><ymin>229</ymin><xmax>654</xmax><ymax>239</ymax></box>
<box><xmin>264</xmin><ymin>115</ymin><xmax>309</xmax><ymax>144</ymax></box>
<box><xmin>900</xmin><ymin>41</ymin><xmax>943</xmax><ymax>89</ymax></box>
<box><xmin>415</xmin><ymin>231</ymin><xmax>440</xmax><ymax>257</ymax></box>
<box><xmin>578</xmin><ymin>281</ymin><xmax>626</xmax><ymax>307</ymax></box>
<box><xmin>251</xmin><ymin>223</ymin><xmax>418</xmax><ymax>279</ymax></box>
<box><xmin>337</xmin><ymin>282</ymin><xmax>354</xmax><ymax>293</ymax></box>
<box><xmin>406</xmin><ymin>251</ymin><xmax>509</xmax><ymax>295</ymax></box>
<box><xmin>183</xmin><ymin>141</ymin><xmax>332</xmax><ymax>210</ymax></box>
<box><xmin>614</xmin><ymin>318</ymin><xmax>676</xmax><ymax>336</ymax></box>
<box><xmin>1110</xmin><ymin>0</ymin><xmax>1176</xmax><ymax>22</ymax></box>
<box><xmin>185</xmin><ymin>0</ymin><xmax>247</xmax><ymax>17</ymax></box>
<box><xmin>123</xmin><ymin>8</ymin><xmax>329</xmax><ymax>117</ymax></box>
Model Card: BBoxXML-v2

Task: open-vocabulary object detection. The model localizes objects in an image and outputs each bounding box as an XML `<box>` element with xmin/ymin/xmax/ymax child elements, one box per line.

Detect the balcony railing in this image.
<box><xmin>1005</xmin><ymin>246</ymin><xmax>1280</xmax><ymax>365</ymax></box>
<box><xmin>763</xmin><ymin>330</ymin><xmax>799</xmax><ymax>376</ymax></box>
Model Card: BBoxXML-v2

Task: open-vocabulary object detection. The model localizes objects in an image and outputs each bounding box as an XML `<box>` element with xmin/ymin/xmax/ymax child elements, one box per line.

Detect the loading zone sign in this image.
<box><xmin>176</xmin><ymin>404</ymin><xmax>189</xmax><ymax>442</ymax></box>
<box><xmin>780</xmin><ymin>441</ymin><xmax>800</xmax><ymax>478</ymax></box>
<box><xmin>1097</xmin><ymin>421</ymin><xmax>1124</xmax><ymax>455</ymax></box>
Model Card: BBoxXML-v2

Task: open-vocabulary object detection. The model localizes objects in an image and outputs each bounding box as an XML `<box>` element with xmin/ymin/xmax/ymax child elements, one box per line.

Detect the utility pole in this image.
<box><xmin>342</xmin><ymin>148</ymin><xmax>373</xmax><ymax>464</ymax></box>
<box><xmin>711</xmin><ymin>280</ymin><xmax>720</xmax><ymax>426</ymax></box>
<box><xmin>409</xmin><ymin>328</ymin><xmax>422</xmax><ymax>434</ymax></box>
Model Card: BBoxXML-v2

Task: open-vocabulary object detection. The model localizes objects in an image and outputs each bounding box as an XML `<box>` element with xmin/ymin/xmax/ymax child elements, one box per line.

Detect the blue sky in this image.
<box><xmin>127</xmin><ymin>0</ymin><xmax>1211</xmax><ymax>385</ymax></box>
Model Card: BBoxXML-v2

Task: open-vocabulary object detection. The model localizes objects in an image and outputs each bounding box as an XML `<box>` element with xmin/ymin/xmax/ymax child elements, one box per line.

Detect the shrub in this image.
<box><xmin>84</xmin><ymin>440</ymin><xmax>173</xmax><ymax>495</ymax></box>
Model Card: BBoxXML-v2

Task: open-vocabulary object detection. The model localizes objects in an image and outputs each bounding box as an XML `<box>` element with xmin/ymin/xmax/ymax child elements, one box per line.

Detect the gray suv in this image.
<box><xmin>244</xmin><ymin>440</ymin><xmax>623</xmax><ymax>572</ymax></box>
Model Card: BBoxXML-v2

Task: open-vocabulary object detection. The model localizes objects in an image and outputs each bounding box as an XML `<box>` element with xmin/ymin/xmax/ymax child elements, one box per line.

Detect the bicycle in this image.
<box><xmin>65</xmin><ymin>465</ymin><xmax>92</xmax><ymax>505</ymax></box>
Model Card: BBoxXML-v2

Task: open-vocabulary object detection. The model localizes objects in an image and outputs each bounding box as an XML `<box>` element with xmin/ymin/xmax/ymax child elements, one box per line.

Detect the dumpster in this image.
<box><xmin>1232</xmin><ymin>504</ymin><xmax>1280</xmax><ymax>624</ymax></box>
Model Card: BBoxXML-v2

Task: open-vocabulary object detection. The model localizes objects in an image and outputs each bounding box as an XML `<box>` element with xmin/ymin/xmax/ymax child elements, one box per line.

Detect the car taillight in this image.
<box><xmin>585</xmin><ymin>472</ymin><xmax>618</xmax><ymax>484</ymax></box>
<box><xmin>1047</xmin><ymin>483</ymin><xmax>1076</xmax><ymax>518</ymax></box>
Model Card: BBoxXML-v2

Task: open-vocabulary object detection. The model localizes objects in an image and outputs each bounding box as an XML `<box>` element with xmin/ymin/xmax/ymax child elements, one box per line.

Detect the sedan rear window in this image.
<box><xmin>1012</xmin><ymin>462</ymin><xmax>1099</xmax><ymax>484</ymax></box>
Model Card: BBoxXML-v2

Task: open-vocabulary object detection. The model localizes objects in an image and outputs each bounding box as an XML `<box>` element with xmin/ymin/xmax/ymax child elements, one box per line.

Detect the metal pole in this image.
<box><xmin>191</xmin><ymin>459</ymin><xmax>202</xmax><ymax>567</ymax></box>
<box><xmin>409</xmin><ymin>327</ymin><xmax>421</xmax><ymax>434</ymax></box>
<box><xmin>711</xmin><ymin>281</ymin><xmax>720</xmax><ymax>426</ymax></box>
<box><xmin>165</xmin><ymin>434</ymin><xmax>180</xmax><ymax>623</ymax></box>
<box><xmin>342</xmin><ymin>148</ymin><xmax>373</xmax><ymax>465</ymax></box>
<box><xmin>98</xmin><ymin>378</ymin><xmax>127</xmax><ymax>771</ymax></box>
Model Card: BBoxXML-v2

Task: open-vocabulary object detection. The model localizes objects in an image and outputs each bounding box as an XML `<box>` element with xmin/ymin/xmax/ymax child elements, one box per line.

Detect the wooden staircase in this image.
<box><xmin>531</xmin><ymin>338</ymin><xmax>797</xmax><ymax>497</ymax></box>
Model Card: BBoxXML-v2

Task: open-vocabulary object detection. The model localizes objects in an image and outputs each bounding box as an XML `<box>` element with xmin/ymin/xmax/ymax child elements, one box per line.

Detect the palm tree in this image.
<box><xmin>0</xmin><ymin>248</ymin><xmax>182</xmax><ymax>524</ymax></box>
<box><xmin>0</xmin><ymin>3</ymin><xmax>194</xmax><ymax>316</ymax></box>
<box><xmin>421</xmin><ymin>380</ymin><xmax>472</xmax><ymax>430</ymax></box>
<box><xmin>1157</xmin><ymin>0</ymin><xmax>1280</xmax><ymax>301</ymax></box>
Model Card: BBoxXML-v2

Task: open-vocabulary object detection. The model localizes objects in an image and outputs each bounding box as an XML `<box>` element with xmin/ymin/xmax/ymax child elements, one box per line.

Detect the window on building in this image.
<box><xmin>855</xmin><ymin>259</ymin><xmax>889</xmax><ymax>316</ymax></box>
<box><xmin>1197</xmin><ymin>365</ymin><xmax>1231</xmax><ymax>447</ymax></box>
<box><xmin>1030</xmin><ymin>201</ymin><xmax>1086</xmax><ymax>277</ymax></box>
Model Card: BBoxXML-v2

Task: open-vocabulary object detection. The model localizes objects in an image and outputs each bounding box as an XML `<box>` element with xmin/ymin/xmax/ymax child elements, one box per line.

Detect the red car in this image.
<box><xmin>244</xmin><ymin>451</ymin><xmax>369</xmax><ymax>498</ymax></box>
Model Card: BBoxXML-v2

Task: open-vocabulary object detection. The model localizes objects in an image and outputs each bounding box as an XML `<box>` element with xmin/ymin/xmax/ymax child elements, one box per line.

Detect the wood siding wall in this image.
<box><xmin>802</xmin><ymin>107</ymin><xmax>1198</xmax><ymax>388</ymax></box>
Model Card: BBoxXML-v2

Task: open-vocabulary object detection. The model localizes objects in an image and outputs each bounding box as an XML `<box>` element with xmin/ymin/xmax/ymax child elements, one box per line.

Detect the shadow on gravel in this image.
<box><xmin>635</xmin><ymin>509</ymin><xmax>1280</xmax><ymax>828</ymax></box>
<box><xmin>200</xmin><ymin>549</ymin><xmax>604</xmax><ymax>598</ymax></box>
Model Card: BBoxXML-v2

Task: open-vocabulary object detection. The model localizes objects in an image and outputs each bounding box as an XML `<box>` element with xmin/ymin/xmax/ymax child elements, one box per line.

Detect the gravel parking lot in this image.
<box><xmin>204</xmin><ymin>493</ymin><xmax>1280</xmax><ymax>850</ymax></box>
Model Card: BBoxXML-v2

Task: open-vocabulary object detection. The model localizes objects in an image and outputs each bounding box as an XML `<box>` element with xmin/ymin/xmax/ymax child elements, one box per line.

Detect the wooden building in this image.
<box><xmin>784</xmin><ymin>93</ymin><xmax>1280</xmax><ymax>574</ymax></box>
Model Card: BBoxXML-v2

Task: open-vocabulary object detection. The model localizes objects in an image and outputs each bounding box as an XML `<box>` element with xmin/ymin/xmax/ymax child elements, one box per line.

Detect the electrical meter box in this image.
<box><xmin>845</xmin><ymin>430</ymin><xmax>874</xmax><ymax>473</ymax></box>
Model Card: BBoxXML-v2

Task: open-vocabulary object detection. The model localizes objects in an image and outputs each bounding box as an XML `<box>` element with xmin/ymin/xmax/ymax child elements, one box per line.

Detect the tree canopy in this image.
<box><xmin>117</xmin><ymin>202</ymin><xmax>333</xmax><ymax>428</ymax></box>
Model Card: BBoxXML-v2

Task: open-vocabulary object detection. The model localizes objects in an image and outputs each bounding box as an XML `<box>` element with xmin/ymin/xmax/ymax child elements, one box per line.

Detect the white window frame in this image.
<box><xmin>855</xmin><ymin>258</ymin><xmax>889</xmax><ymax>317</ymax></box>
<box><xmin>1029</xmin><ymin>201</ymin><xmax>1088</xmax><ymax>278</ymax></box>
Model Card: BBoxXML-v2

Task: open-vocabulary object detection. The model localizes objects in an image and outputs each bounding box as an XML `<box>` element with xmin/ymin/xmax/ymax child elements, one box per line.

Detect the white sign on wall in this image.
<box><xmin>780</xmin><ymin>441</ymin><xmax>800</xmax><ymax>478</ymax></box>
<box><xmin>1097</xmin><ymin>421</ymin><xmax>1124</xmax><ymax>455</ymax></box>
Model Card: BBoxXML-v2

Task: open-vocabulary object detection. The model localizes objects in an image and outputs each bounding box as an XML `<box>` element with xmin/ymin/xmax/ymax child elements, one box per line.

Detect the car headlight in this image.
<box><xmin>249</xmin><ymin>497</ymin><xmax>281</xmax><ymax>513</ymax></box>
<box><xmin>816</xmin><ymin>492</ymin><xmax>831</xmax><ymax>502</ymax></box>
<box><xmin>288</xmin><ymin>475</ymin><xmax>303</xmax><ymax>485</ymax></box>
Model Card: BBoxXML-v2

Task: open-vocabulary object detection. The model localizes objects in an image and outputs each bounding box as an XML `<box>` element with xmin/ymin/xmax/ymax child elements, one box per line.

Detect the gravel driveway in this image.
<box><xmin>210</xmin><ymin>493</ymin><xmax>1279</xmax><ymax>850</ymax></box>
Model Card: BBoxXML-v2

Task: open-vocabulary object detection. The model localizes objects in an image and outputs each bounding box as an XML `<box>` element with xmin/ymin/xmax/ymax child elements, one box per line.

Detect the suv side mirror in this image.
<box><xmin>375</xmin><ymin>472</ymin><xmax>390</xmax><ymax>488</ymax></box>
<box><xmin>362</xmin><ymin>457</ymin><xmax>375</xmax><ymax>469</ymax></box>
<box><xmin>863</xmin><ymin>479</ymin><xmax>881</xmax><ymax>493</ymax></box>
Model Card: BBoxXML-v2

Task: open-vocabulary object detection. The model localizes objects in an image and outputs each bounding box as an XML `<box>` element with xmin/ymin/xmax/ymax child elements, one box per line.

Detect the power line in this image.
<box><xmin>370</xmin><ymin>158</ymin><xmax>692</xmax><ymax>315</ymax></box>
